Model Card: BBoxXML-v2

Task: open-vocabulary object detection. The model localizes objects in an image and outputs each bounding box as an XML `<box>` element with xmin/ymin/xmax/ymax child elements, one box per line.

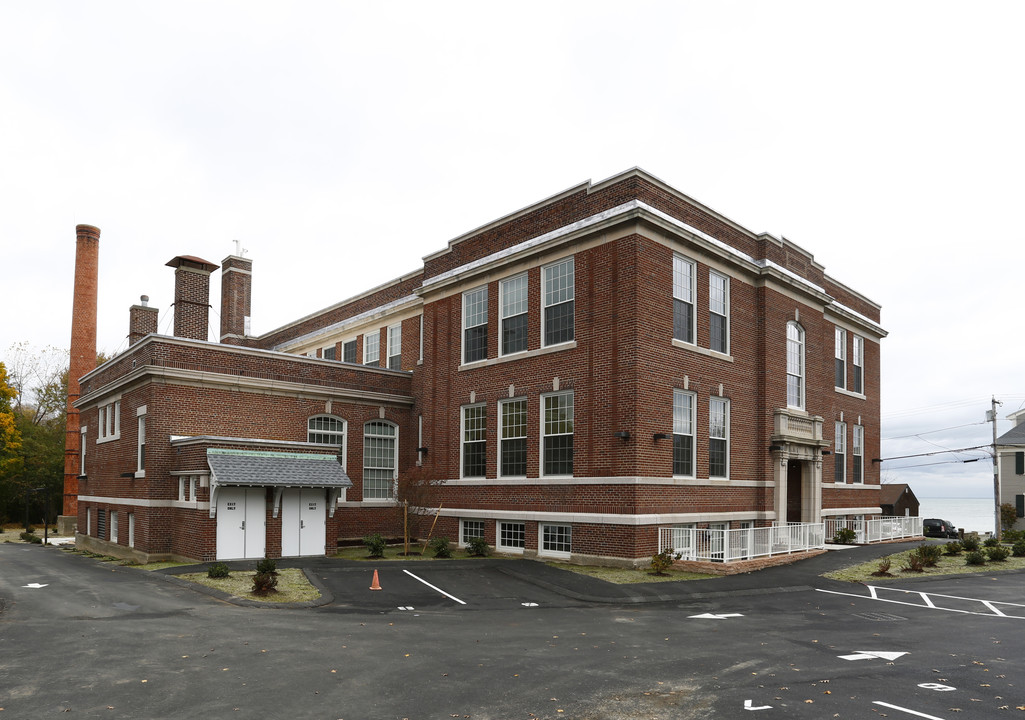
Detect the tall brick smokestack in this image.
<box><xmin>220</xmin><ymin>251</ymin><xmax>252</xmax><ymax>346</ymax></box>
<box><xmin>166</xmin><ymin>255</ymin><xmax>218</xmax><ymax>341</ymax></box>
<box><xmin>61</xmin><ymin>224</ymin><xmax>99</xmax><ymax>531</ymax></box>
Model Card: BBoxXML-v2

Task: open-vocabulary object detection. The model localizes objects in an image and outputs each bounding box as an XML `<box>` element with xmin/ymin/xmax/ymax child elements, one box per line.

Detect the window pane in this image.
<box><xmin>544</xmin><ymin>434</ymin><xmax>573</xmax><ymax>476</ymax></box>
<box><xmin>673</xmin><ymin>434</ymin><xmax>693</xmax><ymax>476</ymax></box>
<box><xmin>544</xmin><ymin>300</ymin><xmax>574</xmax><ymax>346</ymax></box>
<box><xmin>500</xmin><ymin>522</ymin><xmax>525</xmax><ymax>548</ymax></box>
<box><xmin>501</xmin><ymin>275</ymin><xmax>528</xmax><ymax>318</ymax></box>
<box><xmin>501</xmin><ymin>399</ymin><xmax>527</xmax><ymax>476</ymax></box>
<box><xmin>543</xmin><ymin>259</ymin><xmax>574</xmax><ymax>346</ymax></box>
<box><xmin>544</xmin><ymin>392</ymin><xmax>574</xmax><ymax>476</ymax></box>
<box><xmin>673</xmin><ymin>299</ymin><xmax>693</xmax><ymax>343</ymax></box>
<box><xmin>710</xmin><ymin>313</ymin><xmax>727</xmax><ymax>354</ymax></box>
<box><xmin>501</xmin><ymin>312</ymin><xmax>528</xmax><ymax>355</ymax></box>
<box><xmin>544</xmin><ymin>259</ymin><xmax>574</xmax><ymax>307</ymax></box>
<box><xmin>542</xmin><ymin>524</ymin><xmax>572</xmax><ymax>553</ymax></box>
<box><xmin>464</xmin><ymin>325</ymin><xmax>487</xmax><ymax>363</ymax></box>
<box><xmin>343</xmin><ymin>340</ymin><xmax>357</xmax><ymax>364</ymax></box>
<box><xmin>673</xmin><ymin>389</ymin><xmax>694</xmax><ymax>476</ymax></box>
<box><xmin>462</xmin><ymin>406</ymin><xmax>486</xmax><ymax>478</ymax></box>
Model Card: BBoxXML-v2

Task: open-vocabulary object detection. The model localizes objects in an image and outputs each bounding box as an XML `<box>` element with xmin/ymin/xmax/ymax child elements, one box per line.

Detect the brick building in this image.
<box><xmin>74</xmin><ymin>168</ymin><xmax>886</xmax><ymax>564</ymax></box>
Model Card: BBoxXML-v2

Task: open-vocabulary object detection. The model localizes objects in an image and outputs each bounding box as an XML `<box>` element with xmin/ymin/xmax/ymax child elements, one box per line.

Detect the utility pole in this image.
<box><xmin>989</xmin><ymin>396</ymin><xmax>1002</xmax><ymax>540</ymax></box>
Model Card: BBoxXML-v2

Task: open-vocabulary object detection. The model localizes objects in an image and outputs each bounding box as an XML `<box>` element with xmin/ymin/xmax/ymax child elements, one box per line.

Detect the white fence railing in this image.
<box><xmin>823</xmin><ymin>516</ymin><xmax>922</xmax><ymax>544</ymax></box>
<box><xmin>658</xmin><ymin>522</ymin><xmax>825</xmax><ymax>563</ymax></box>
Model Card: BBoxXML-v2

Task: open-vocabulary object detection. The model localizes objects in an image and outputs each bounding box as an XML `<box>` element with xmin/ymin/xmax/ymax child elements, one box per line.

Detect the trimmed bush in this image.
<box><xmin>961</xmin><ymin>535</ymin><xmax>981</xmax><ymax>552</ymax></box>
<box><xmin>914</xmin><ymin>544</ymin><xmax>943</xmax><ymax>567</ymax></box>
<box><xmin>363</xmin><ymin>533</ymin><xmax>387</xmax><ymax>558</ymax></box>
<box><xmin>983</xmin><ymin>537</ymin><xmax>999</xmax><ymax>548</ymax></box>
<box><xmin>430</xmin><ymin>536</ymin><xmax>452</xmax><ymax>558</ymax></box>
<box><xmin>1012</xmin><ymin>541</ymin><xmax>1025</xmax><ymax>558</ymax></box>
<box><xmin>832</xmin><ymin>527</ymin><xmax>857</xmax><ymax>545</ymax></box>
<box><xmin>943</xmin><ymin>541</ymin><xmax>963</xmax><ymax>556</ymax></box>
<box><xmin>252</xmin><ymin>571</ymin><xmax>278</xmax><ymax>595</ymax></box>
<box><xmin>965</xmin><ymin>550</ymin><xmax>986</xmax><ymax>566</ymax></box>
<box><xmin>256</xmin><ymin>558</ymin><xmax>277</xmax><ymax>575</ymax></box>
<box><xmin>20</xmin><ymin>531</ymin><xmax>41</xmax><ymax>544</ymax></box>
<box><xmin>985</xmin><ymin>546</ymin><xmax>1010</xmax><ymax>562</ymax></box>
<box><xmin>650</xmin><ymin>548</ymin><xmax>682</xmax><ymax>575</ymax></box>
<box><xmin>207</xmin><ymin>562</ymin><xmax>230</xmax><ymax>579</ymax></box>
<box><xmin>466</xmin><ymin>536</ymin><xmax>491</xmax><ymax>557</ymax></box>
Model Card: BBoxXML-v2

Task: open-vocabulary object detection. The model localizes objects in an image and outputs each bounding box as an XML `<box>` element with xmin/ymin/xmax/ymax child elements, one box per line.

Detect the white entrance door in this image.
<box><xmin>216</xmin><ymin>487</ymin><xmax>266</xmax><ymax>560</ymax></box>
<box><xmin>281</xmin><ymin>488</ymin><xmax>326</xmax><ymax>557</ymax></box>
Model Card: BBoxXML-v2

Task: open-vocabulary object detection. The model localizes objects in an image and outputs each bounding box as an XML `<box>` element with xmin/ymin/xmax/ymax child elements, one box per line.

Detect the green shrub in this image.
<box><xmin>20</xmin><ymin>531</ymin><xmax>41</xmax><ymax>544</ymax></box>
<box><xmin>207</xmin><ymin>562</ymin><xmax>230</xmax><ymax>579</ymax></box>
<box><xmin>1012</xmin><ymin>541</ymin><xmax>1025</xmax><ymax>557</ymax></box>
<box><xmin>650</xmin><ymin>548</ymin><xmax>682</xmax><ymax>575</ymax></box>
<box><xmin>256</xmin><ymin>558</ymin><xmax>277</xmax><ymax>575</ymax></box>
<box><xmin>943</xmin><ymin>541</ymin><xmax>963</xmax><ymax>555</ymax></box>
<box><xmin>961</xmin><ymin>534</ymin><xmax>981</xmax><ymax>552</ymax></box>
<box><xmin>832</xmin><ymin>527</ymin><xmax>857</xmax><ymax>544</ymax></box>
<box><xmin>965</xmin><ymin>550</ymin><xmax>986</xmax><ymax>566</ymax></box>
<box><xmin>363</xmin><ymin>533</ymin><xmax>387</xmax><ymax>558</ymax></box>
<box><xmin>874</xmin><ymin>558</ymin><xmax>892</xmax><ymax>575</ymax></box>
<box><xmin>985</xmin><ymin>546</ymin><xmax>1010</xmax><ymax>562</ymax></box>
<box><xmin>252</xmin><ymin>571</ymin><xmax>278</xmax><ymax>595</ymax></box>
<box><xmin>466</xmin><ymin>536</ymin><xmax>491</xmax><ymax>557</ymax></box>
<box><xmin>983</xmin><ymin>537</ymin><xmax>999</xmax><ymax>548</ymax></box>
<box><xmin>1003</xmin><ymin>529</ymin><xmax>1025</xmax><ymax>544</ymax></box>
<box><xmin>914</xmin><ymin>544</ymin><xmax>943</xmax><ymax>567</ymax></box>
<box><xmin>429</xmin><ymin>536</ymin><xmax>452</xmax><ymax>558</ymax></box>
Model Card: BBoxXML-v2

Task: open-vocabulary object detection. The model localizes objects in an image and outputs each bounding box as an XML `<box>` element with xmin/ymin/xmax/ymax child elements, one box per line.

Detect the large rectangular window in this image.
<box><xmin>460</xmin><ymin>519</ymin><xmax>485</xmax><ymax>545</ymax></box>
<box><xmin>852</xmin><ymin>335</ymin><xmax>864</xmax><ymax>394</ymax></box>
<box><xmin>97</xmin><ymin>400</ymin><xmax>121</xmax><ymax>442</ymax></box>
<box><xmin>852</xmin><ymin>425</ymin><xmax>864</xmax><ymax>484</ymax></box>
<box><xmin>542</xmin><ymin>391</ymin><xmax>574</xmax><ymax>476</ymax></box>
<box><xmin>500</xmin><ymin>274</ymin><xmax>528</xmax><ymax>355</ymax></box>
<box><xmin>786</xmin><ymin>322</ymin><xmax>805</xmax><ymax>409</ymax></box>
<box><xmin>461</xmin><ymin>405</ymin><xmax>486</xmax><ymax>478</ymax></box>
<box><xmin>323</xmin><ymin>346</ymin><xmax>336</xmax><ymax>360</ymax></box>
<box><xmin>542</xmin><ymin>258</ymin><xmax>574</xmax><ymax>346</ymax></box>
<box><xmin>136</xmin><ymin>413</ymin><xmax>146</xmax><ymax>473</ymax></box>
<box><xmin>835</xmin><ymin>421</ymin><xmax>847</xmax><ymax>482</ymax></box>
<box><xmin>364</xmin><ymin>331</ymin><xmax>380</xmax><ymax>367</ymax></box>
<box><xmin>541</xmin><ymin>524</ymin><xmax>572</xmax><ymax>555</ymax></box>
<box><xmin>673</xmin><ymin>389</ymin><xmax>695</xmax><ymax>477</ymax></box>
<box><xmin>709</xmin><ymin>397</ymin><xmax>729</xmax><ymax>478</ymax></box>
<box><xmin>463</xmin><ymin>286</ymin><xmax>488</xmax><ymax>363</ymax></box>
<box><xmin>673</xmin><ymin>256</ymin><xmax>695</xmax><ymax>344</ymax></box>
<box><xmin>498</xmin><ymin>521</ymin><xmax>526</xmax><ymax>551</ymax></box>
<box><xmin>709</xmin><ymin>272</ymin><xmax>729</xmax><ymax>354</ymax></box>
<box><xmin>500</xmin><ymin>398</ymin><xmax>527</xmax><ymax>477</ymax></box>
<box><xmin>387</xmin><ymin>323</ymin><xmax>402</xmax><ymax>370</ymax></box>
<box><xmin>835</xmin><ymin>327</ymin><xmax>847</xmax><ymax>389</ymax></box>
<box><xmin>343</xmin><ymin>339</ymin><xmax>358</xmax><ymax>364</ymax></box>
<box><xmin>363</xmin><ymin>421</ymin><xmax>397</xmax><ymax>499</ymax></box>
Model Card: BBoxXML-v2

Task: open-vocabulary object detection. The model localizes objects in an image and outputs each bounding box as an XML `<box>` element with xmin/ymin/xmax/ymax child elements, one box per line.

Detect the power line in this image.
<box><xmin>883</xmin><ymin>421</ymin><xmax>987</xmax><ymax>440</ymax></box>
<box><xmin>875</xmin><ymin>444</ymin><xmax>992</xmax><ymax>463</ymax></box>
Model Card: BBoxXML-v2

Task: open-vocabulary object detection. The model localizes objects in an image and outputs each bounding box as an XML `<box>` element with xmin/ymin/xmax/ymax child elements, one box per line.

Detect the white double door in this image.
<box><xmin>281</xmin><ymin>488</ymin><xmax>326</xmax><ymax>557</ymax></box>
<box><xmin>216</xmin><ymin>487</ymin><xmax>266</xmax><ymax>560</ymax></box>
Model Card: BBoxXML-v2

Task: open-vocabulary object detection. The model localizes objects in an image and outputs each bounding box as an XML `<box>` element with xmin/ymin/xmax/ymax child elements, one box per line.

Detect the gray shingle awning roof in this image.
<box><xmin>207</xmin><ymin>449</ymin><xmax>352</xmax><ymax>489</ymax></box>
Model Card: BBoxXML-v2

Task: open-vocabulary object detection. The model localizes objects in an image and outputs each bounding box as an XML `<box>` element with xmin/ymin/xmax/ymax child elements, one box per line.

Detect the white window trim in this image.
<box><xmin>672</xmin><ymin>389</ymin><xmax>696</xmax><ymax>479</ymax></box>
<box><xmin>786</xmin><ymin>321</ymin><xmax>805</xmax><ymax>410</ymax></box>
<box><xmin>709</xmin><ymin>271</ymin><xmax>730</xmax><ymax>355</ymax></box>
<box><xmin>499</xmin><ymin>273</ymin><xmax>529</xmax><ymax>357</ymax></box>
<box><xmin>499</xmin><ymin>397</ymin><xmax>528</xmax><ymax>479</ymax></box>
<box><xmin>541</xmin><ymin>257</ymin><xmax>574</xmax><ymax>349</ymax></box>
<box><xmin>97</xmin><ymin>400</ymin><xmax>121</xmax><ymax>444</ymax></box>
<box><xmin>835</xmin><ymin>327</ymin><xmax>847</xmax><ymax>390</ymax></box>
<box><xmin>110</xmin><ymin>510</ymin><xmax>118</xmax><ymax>544</ymax></box>
<box><xmin>418</xmin><ymin>314</ymin><xmax>424</xmax><ymax>365</ymax></box>
<box><xmin>135</xmin><ymin>405</ymin><xmax>147</xmax><ymax>477</ymax></box>
<box><xmin>459</xmin><ymin>518</ymin><xmax>485</xmax><ymax>547</ymax></box>
<box><xmin>307</xmin><ymin>415</ymin><xmax>347</xmax><ymax>469</ymax></box>
<box><xmin>852</xmin><ymin>424</ymin><xmax>864</xmax><ymax>484</ymax></box>
<box><xmin>387</xmin><ymin>322</ymin><xmax>402</xmax><ymax>370</ymax></box>
<box><xmin>496</xmin><ymin>520</ymin><xmax>526</xmax><ymax>554</ymax></box>
<box><xmin>460</xmin><ymin>403</ymin><xmax>487</xmax><ymax>479</ymax></box>
<box><xmin>363</xmin><ymin>420</ymin><xmax>398</xmax><ymax>502</ymax></box>
<box><xmin>79</xmin><ymin>426</ymin><xmax>87</xmax><ymax>476</ymax></box>
<box><xmin>835</xmin><ymin>421</ymin><xmax>847</xmax><ymax>483</ymax></box>
<box><xmin>672</xmin><ymin>254</ymin><xmax>696</xmax><ymax>345</ymax></box>
<box><xmin>540</xmin><ymin>390</ymin><xmax>574</xmax><ymax>478</ymax></box>
<box><xmin>461</xmin><ymin>285</ymin><xmax>489</xmax><ymax>365</ymax></box>
<box><xmin>709</xmin><ymin>397</ymin><xmax>730</xmax><ymax>479</ymax></box>
<box><xmin>363</xmin><ymin>330</ymin><xmax>380</xmax><ymax>366</ymax></box>
<box><xmin>128</xmin><ymin>513</ymin><xmax>135</xmax><ymax>548</ymax></box>
<box><xmin>852</xmin><ymin>335</ymin><xmax>864</xmax><ymax>394</ymax></box>
<box><xmin>538</xmin><ymin>523</ymin><xmax>572</xmax><ymax>559</ymax></box>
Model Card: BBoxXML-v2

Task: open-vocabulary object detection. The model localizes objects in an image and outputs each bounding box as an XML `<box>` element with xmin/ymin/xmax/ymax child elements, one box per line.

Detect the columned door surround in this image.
<box><xmin>772</xmin><ymin>409</ymin><xmax>828</xmax><ymax>525</ymax></box>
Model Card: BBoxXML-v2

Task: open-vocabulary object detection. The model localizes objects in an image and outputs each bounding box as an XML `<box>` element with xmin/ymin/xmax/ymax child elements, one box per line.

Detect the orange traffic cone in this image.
<box><xmin>369</xmin><ymin>569</ymin><xmax>382</xmax><ymax>591</ymax></box>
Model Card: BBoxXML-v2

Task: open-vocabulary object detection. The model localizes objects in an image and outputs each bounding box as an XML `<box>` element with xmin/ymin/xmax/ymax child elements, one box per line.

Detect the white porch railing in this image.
<box><xmin>823</xmin><ymin>516</ymin><xmax>922</xmax><ymax>543</ymax></box>
<box><xmin>658</xmin><ymin>522</ymin><xmax>825</xmax><ymax>563</ymax></box>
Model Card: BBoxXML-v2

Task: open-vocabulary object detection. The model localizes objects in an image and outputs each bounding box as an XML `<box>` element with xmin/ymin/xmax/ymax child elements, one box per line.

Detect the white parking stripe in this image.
<box><xmin>873</xmin><ymin>701</ymin><xmax>946</xmax><ymax>719</ymax></box>
<box><xmin>817</xmin><ymin>586</ymin><xmax>1025</xmax><ymax>619</ymax></box>
<box><xmin>402</xmin><ymin>569</ymin><xmax>467</xmax><ymax>605</ymax></box>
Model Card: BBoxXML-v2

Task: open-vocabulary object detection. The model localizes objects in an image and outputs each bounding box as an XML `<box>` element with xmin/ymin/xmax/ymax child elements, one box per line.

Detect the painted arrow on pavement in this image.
<box><xmin>688</xmin><ymin>612</ymin><xmax>744</xmax><ymax>619</ymax></box>
<box><xmin>838</xmin><ymin>650</ymin><xmax>908</xmax><ymax>661</ymax></box>
<box><xmin>22</xmin><ymin>583</ymin><xmax>49</xmax><ymax>589</ymax></box>
<box><xmin>744</xmin><ymin>699</ymin><xmax>772</xmax><ymax>711</ymax></box>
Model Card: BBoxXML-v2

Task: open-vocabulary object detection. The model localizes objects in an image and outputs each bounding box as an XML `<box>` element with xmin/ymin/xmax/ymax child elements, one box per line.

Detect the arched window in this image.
<box><xmin>786</xmin><ymin>322</ymin><xmax>805</xmax><ymax>409</ymax></box>
<box><xmin>308</xmin><ymin>416</ymin><xmax>347</xmax><ymax>466</ymax></box>
<box><xmin>363</xmin><ymin>421</ymin><xmax>397</xmax><ymax>500</ymax></box>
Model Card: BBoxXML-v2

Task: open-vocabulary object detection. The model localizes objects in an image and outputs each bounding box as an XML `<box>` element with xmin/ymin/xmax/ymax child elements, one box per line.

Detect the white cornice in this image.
<box><xmin>272</xmin><ymin>293</ymin><xmax>421</xmax><ymax>353</ymax></box>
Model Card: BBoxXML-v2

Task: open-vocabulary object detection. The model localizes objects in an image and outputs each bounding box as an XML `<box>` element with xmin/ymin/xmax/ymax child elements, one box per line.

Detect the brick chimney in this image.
<box><xmin>220</xmin><ymin>251</ymin><xmax>252</xmax><ymax>345</ymax></box>
<box><xmin>62</xmin><ymin>224</ymin><xmax>100</xmax><ymax>530</ymax></box>
<box><xmin>129</xmin><ymin>295</ymin><xmax>159</xmax><ymax>345</ymax></box>
<box><xmin>166</xmin><ymin>255</ymin><xmax>218</xmax><ymax>341</ymax></box>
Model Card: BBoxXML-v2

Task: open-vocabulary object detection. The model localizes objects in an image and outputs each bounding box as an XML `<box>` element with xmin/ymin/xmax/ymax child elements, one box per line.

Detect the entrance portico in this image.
<box><xmin>772</xmin><ymin>409</ymin><xmax>828</xmax><ymax>525</ymax></box>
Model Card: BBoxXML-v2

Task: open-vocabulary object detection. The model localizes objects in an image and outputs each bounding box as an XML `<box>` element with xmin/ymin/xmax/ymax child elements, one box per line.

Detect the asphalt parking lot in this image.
<box><xmin>3</xmin><ymin>542</ymin><xmax>1024</xmax><ymax>719</ymax></box>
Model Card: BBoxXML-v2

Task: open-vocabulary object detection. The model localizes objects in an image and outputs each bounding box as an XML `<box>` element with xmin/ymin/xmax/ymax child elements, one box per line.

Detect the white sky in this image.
<box><xmin>3</xmin><ymin>1</ymin><xmax>1023</xmax><ymax>500</ymax></box>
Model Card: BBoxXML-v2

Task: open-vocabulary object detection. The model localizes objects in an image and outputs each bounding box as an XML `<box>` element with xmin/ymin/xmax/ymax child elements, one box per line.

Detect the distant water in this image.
<box><xmin>917</xmin><ymin>497</ymin><xmax>998</xmax><ymax>535</ymax></box>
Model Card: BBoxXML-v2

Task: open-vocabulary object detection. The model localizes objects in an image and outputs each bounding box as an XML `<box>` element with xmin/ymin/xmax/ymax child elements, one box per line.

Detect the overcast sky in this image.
<box><xmin>2</xmin><ymin>1</ymin><xmax>1023</xmax><ymax>499</ymax></box>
